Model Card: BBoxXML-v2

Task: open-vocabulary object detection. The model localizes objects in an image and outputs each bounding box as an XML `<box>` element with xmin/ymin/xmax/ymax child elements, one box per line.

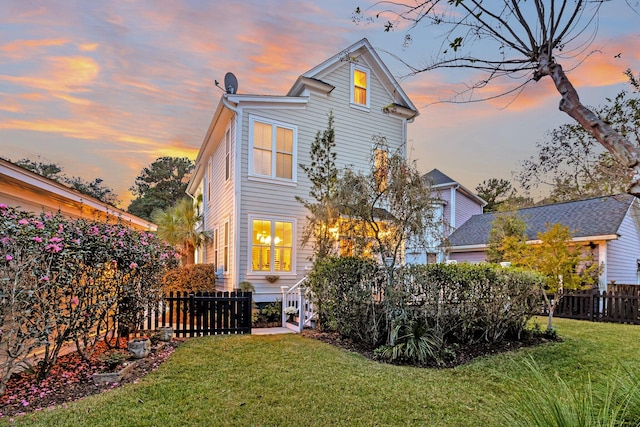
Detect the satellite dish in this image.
<box><xmin>224</xmin><ymin>72</ymin><xmax>238</xmax><ymax>94</ymax></box>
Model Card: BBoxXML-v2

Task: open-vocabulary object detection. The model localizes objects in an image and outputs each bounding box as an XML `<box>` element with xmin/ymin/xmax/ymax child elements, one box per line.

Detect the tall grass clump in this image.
<box><xmin>502</xmin><ymin>358</ymin><xmax>640</xmax><ymax>426</ymax></box>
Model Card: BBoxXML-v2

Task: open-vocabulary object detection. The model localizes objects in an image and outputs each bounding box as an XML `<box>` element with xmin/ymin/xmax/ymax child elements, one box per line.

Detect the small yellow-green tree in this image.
<box><xmin>487</xmin><ymin>212</ymin><xmax>528</xmax><ymax>264</ymax></box>
<box><xmin>505</xmin><ymin>223</ymin><xmax>600</xmax><ymax>330</ymax></box>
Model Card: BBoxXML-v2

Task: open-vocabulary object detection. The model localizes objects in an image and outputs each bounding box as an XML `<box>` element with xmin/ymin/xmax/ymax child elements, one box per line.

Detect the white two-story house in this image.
<box><xmin>187</xmin><ymin>39</ymin><xmax>418</xmax><ymax>302</ymax></box>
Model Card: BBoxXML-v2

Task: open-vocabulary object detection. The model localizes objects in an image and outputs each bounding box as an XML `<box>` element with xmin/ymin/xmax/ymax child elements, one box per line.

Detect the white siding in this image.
<box><xmin>202</xmin><ymin>118</ymin><xmax>236</xmax><ymax>290</ymax></box>
<box><xmin>237</xmin><ymin>59</ymin><xmax>408</xmax><ymax>301</ymax></box>
<box><xmin>607</xmin><ymin>208</ymin><xmax>640</xmax><ymax>284</ymax></box>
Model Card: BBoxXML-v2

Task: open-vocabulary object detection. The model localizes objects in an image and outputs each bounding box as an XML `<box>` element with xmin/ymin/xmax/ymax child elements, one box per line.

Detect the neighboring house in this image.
<box><xmin>447</xmin><ymin>194</ymin><xmax>640</xmax><ymax>290</ymax></box>
<box><xmin>0</xmin><ymin>158</ymin><xmax>154</xmax><ymax>231</ymax></box>
<box><xmin>406</xmin><ymin>169</ymin><xmax>485</xmax><ymax>264</ymax></box>
<box><xmin>187</xmin><ymin>38</ymin><xmax>418</xmax><ymax>302</ymax></box>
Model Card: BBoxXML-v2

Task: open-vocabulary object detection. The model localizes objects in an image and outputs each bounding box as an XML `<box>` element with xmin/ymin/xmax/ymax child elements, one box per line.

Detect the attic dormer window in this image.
<box><xmin>351</xmin><ymin>63</ymin><xmax>370</xmax><ymax>110</ymax></box>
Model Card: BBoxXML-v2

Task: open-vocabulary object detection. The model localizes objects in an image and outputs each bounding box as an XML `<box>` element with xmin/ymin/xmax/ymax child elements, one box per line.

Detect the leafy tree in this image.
<box><xmin>151</xmin><ymin>197</ymin><xmax>208</xmax><ymax>265</ymax></box>
<box><xmin>502</xmin><ymin>223</ymin><xmax>599</xmax><ymax>330</ymax></box>
<box><xmin>6</xmin><ymin>157</ymin><xmax>119</xmax><ymax>206</ymax></box>
<box><xmin>296</xmin><ymin>111</ymin><xmax>340</xmax><ymax>260</ymax></box>
<box><xmin>486</xmin><ymin>212</ymin><xmax>528</xmax><ymax>264</ymax></box>
<box><xmin>334</xmin><ymin>137</ymin><xmax>436</xmax><ymax>268</ymax></box>
<box><xmin>12</xmin><ymin>157</ymin><xmax>63</xmax><ymax>180</ymax></box>
<box><xmin>475</xmin><ymin>178</ymin><xmax>517</xmax><ymax>212</ymax></box>
<box><xmin>356</xmin><ymin>1</ymin><xmax>640</xmax><ymax>195</ymax></box>
<box><xmin>127</xmin><ymin>157</ymin><xmax>194</xmax><ymax>221</ymax></box>
<box><xmin>517</xmin><ymin>90</ymin><xmax>639</xmax><ymax>202</ymax></box>
<box><xmin>65</xmin><ymin>177</ymin><xmax>119</xmax><ymax>206</ymax></box>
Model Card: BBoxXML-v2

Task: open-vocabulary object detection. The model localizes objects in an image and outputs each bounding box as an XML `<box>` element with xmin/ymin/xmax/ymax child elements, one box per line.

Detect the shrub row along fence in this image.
<box><xmin>551</xmin><ymin>289</ymin><xmax>640</xmax><ymax>324</ymax></box>
<box><xmin>308</xmin><ymin>258</ymin><xmax>544</xmax><ymax>366</ymax></box>
<box><xmin>141</xmin><ymin>291</ymin><xmax>252</xmax><ymax>336</ymax></box>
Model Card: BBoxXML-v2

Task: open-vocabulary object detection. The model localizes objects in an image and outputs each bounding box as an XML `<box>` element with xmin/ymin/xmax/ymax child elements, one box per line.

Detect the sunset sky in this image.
<box><xmin>1</xmin><ymin>1</ymin><xmax>639</xmax><ymax>207</ymax></box>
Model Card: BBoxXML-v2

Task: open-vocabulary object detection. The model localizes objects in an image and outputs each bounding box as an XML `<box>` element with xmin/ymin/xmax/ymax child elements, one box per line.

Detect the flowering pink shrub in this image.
<box><xmin>0</xmin><ymin>205</ymin><xmax>178</xmax><ymax>394</ymax></box>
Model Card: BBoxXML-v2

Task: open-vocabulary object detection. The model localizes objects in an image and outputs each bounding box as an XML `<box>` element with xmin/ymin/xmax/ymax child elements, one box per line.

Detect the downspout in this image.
<box><xmin>222</xmin><ymin>95</ymin><xmax>242</xmax><ymax>292</ymax></box>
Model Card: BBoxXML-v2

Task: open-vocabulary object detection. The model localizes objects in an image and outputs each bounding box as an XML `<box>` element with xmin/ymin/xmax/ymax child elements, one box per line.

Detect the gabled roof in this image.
<box><xmin>287</xmin><ymin>38</ymin><xmax>418</xmax><ymax>118</ymax></box>
<box><xmin>448</xmin><ymin>194</ymin><xmax>636</xmax><ymax>248</ymax></box>
<box><xmin>423</xmin><ymin>168</ymin><xmax>486</xmax><ymax>207</ymax></box>
<box><xmin>424</xmin><ymin>169</ymin><xmax>457</xmax><ymax>186</ymax></box>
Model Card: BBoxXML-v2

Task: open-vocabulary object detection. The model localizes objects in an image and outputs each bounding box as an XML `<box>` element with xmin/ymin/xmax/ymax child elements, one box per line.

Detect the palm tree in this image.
<box><xmin>152</xmin><ymin>197</ymin><xmax>208</xmax><ymax>265</ymax></box>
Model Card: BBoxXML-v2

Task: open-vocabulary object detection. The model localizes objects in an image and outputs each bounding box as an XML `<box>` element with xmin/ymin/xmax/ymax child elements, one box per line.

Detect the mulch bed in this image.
<box><xmin>302</xmin><ymin>329</ymin><xmax>557</xmax><ymax>368</ymax></box>
<box><xmin>0</xmin><ymin>337</ymin><xmax>183</xmax><ymax>418</ymax></box>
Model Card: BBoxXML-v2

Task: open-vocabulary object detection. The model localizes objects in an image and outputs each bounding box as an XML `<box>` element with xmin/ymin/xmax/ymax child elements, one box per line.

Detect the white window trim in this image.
<box><xmin>223</xmin><ymin>220</ymin><xmax>229</xmax><ymax>274</ymax></box>
<box><xmin>212</xmin><ymin>227</ymin><xmax>219</xmax><ymax>271</ymax></box>
<box><xmin>248</xmin><ymin>114</ymin><xmax>298</xmax><ymax>183</ymax></box>
<box><xmin>247</xmin><ymin>214</ymin><xmax>297</xmax><ymax>277</ymax></box>
<box><xmin>350</xmin><ymin>63</ymin><xmax>370</xmax><ymax>111</ymax></box>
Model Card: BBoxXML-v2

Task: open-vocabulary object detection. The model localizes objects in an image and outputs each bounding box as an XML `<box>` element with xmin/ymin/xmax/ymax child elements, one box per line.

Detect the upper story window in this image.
<box><xmin>350</xmin><ymin>63</ymin><xmax>370</xmax><ymax>110</ymax></box>
<box><xmin>249</xmin><ymin>116</ymin><xmax>297</xmax><ymax>181</ymax></box>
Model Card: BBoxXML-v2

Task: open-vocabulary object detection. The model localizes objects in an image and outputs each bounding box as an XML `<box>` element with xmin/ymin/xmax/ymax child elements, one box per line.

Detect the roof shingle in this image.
<box><xmin>448</xmin><ymin>194</ymin><xmax>635</xmax><ymax>247</ymax></box>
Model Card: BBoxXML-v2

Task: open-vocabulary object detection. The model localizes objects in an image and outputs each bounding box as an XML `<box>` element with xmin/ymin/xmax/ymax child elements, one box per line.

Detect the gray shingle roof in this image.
<box><xmin>448</xmin><ymin>194</ymin><xmax>635</xmax><ymax>247</ymax></box>
<box><xmin>423</xmin><ymin>169</ymin><xmax>456</xmax><ymax>186</ymax></box>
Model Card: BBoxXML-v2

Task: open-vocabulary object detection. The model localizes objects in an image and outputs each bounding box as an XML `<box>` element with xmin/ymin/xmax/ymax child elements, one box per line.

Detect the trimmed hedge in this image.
<box><xmin>308</xmin><ymin>257</ymin><xmax>543</xmax><ymax>364</ymax></box>
<box><xmin>161</xmin><ymin>264</ymin><xmax>217</xmax><ymax>293</ymax></box>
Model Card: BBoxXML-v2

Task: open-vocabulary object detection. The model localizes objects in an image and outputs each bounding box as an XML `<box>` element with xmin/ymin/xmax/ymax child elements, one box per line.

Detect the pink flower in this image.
<box><xmin>21</xmin><ymin>399</ymin><xmax>28</xmax><ymax>407</ymax></box>
<box><xmin>35</xmin><ymin>221</ymin><xmax>44</xmax><ymax>229</ymax></box>
<box><xmin>71</xmin><ymin>297</ymin><xmax>79</xmax><ymax>305</ymax></box>
<box><xmin>129</xmin><ymin>262</ymin><xmax>138</xmax><ymax>269</ymax></box>
<box><xmin>18</xmin><ymin>218</ymin><xmax>29</xmax><ymax>225</ymax></box>
<box><xmin>32</xmin><ymin>236</ymin><xmax>42</xmax><ymax>243</ymax></box>
<box><xmin>40</xmin><ymin>275</ymin><xmax>49</xmax><ymax>281</ymax></box>
<box><xmin>45</xmin><ymin>243</ymin><xmax>63</xmax><ymax>253</ymax></box>
<box><xmin>5</xmin><ymin>255</ymin><xmax>12</xmax><ymax>261</ymax></box>
<box><xmin>49</xmin><ymin>237</ymin><xmax>63</xmax><ymax>243</ymax></box>
<box><xmin>0</xmin><ymin>203</ymin><xmax>6</xmax><ymax>209</ymax></box>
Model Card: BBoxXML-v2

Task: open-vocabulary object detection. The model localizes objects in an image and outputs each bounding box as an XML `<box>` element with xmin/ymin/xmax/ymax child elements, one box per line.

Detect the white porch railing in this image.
<box><xmin>281</xmin><ymin>276</ymin><xmax>315</xmax><ymax>332</ymax></box>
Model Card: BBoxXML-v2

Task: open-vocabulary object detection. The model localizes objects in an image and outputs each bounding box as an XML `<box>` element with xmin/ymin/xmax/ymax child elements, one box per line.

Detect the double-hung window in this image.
<box><xmin>374</xmin><ymin>148</ymin><xmax>388</xmax><ymax>192</ymax></box>
<box><xmin>350</xmin><ymin>63</ymin><xmax>370</xmax><ymax>110</ymax></box>
<box><xmin>249</xmin><ymin>116</ymin><xmax>296</xmax><ymax>181</ymax></box>
<box><xmin>250</xmin><ymin>218</ymin><xmax>294</xmax><ymax>273</ymax></box>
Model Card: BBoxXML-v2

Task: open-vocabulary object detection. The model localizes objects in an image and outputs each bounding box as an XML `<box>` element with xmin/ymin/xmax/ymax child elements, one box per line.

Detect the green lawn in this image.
<box><xmin>6</xmin><ymin>317</ymin><xmax>640</xmax><ymax>426</ymax></box>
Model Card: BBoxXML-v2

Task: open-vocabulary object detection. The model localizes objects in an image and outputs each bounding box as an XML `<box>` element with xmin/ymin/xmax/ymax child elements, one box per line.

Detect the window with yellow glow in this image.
<box><xmin>250</xmin><ymin>117</ymin><xmax>296</xmax><ymax>180</ymax></box>
<box><xmin>374</xmin><ymin>148</ymin><xmax>388</xmax><ymax>192</ymax></box>
<box><xmin>354</xmin><ymin>69</ymin><xmax>367</xmax><ymax>105</ymax></box>
<box><xmin>251</xmin><ymin>219</ymin><xmax>293</xmax><ymax>273</ymax></box>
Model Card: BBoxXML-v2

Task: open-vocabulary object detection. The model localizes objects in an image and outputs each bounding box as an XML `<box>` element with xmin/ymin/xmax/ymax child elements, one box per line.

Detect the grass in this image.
<box><xmin>5</xmin><ymin>317</ymin><xmax>640</xmax><ymax>426</ymax></box>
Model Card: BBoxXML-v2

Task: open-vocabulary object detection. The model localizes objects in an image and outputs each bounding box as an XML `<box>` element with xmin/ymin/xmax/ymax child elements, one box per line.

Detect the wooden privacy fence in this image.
<box><xmin>140</xmin><ymin>291</ymin><xmax>252</xmax><ymax>336</ymax></box>
<box><xmin>550</xmin><ymin>289</ymin><xmax>640</xmax><ymax>324</ymax></box>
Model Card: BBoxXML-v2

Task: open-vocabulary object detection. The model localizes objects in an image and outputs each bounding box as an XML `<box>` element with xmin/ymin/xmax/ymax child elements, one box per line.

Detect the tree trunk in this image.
<box><xmin>185</xmin><ymin>244</ymin><xmax>195</xmax><ymax>265</ymax></box>
<box><xmin>536</xmin><ymin>55</ymin><xmax>640</xmax><ymax>196</ymax></box>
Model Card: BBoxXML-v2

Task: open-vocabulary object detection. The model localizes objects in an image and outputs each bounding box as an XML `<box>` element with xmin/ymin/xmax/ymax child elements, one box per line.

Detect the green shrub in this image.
<box><xmin>398</xmin><ymin>263</ymin><xmax>542</xmax><ymax>346</ymax></box>
<box><xmin>375</xmin><ymin>316</ymin><xmax>443</xmax><ymax>366</ymax></box>
<box><xmin>259</xmin><ymin>300</ymin><xmax>282</xmax><ymax>323</ymax></box>
<box><xmin>308</xmin><ymin>256</ymin><xmax>386</xmax><ymax>348</ymax></box>
<box><xmin>161</xmin><ymin>264</ymin><xmax>217</xmax><ymax>294</ymax></box>
<box><xmin>309</xmin><ymin>258</ymin><xmax>543</xmax><ymax>362</ymax></box>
